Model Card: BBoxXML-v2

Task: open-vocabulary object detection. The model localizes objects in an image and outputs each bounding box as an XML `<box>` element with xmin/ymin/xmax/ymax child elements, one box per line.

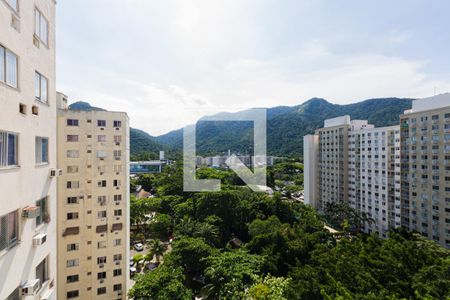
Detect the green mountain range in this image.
<box><xmin>153</xmin><ymin>97</ymin><xmax>413</xmax><ymax>157</ymax></box>
<box><xmin>69</xmin><ymin>98</ymin><xmax>414</xmax><ymax>158</ymax></box>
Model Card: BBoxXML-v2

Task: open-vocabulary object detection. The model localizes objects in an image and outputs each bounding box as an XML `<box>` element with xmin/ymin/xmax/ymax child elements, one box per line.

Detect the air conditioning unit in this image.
<box><xmin>115</xmin><ymin>142</ymin><xmax>120</xmax><ymax>146</ymax></box>
<box><xmin>114</xmin><ymin>157</ymin><xmax>121</xmax><ymax>160</ymax></box>
<box><xmin>22</xmin><ymin>206</ymin><xmax>40</xmax><ymax>218</ymax></box>
<box><xmin>49</xmin><ymin>169</ymin><xmax>63</xmax><ymax>178</ymax></box>
<box><xmin>99</xmin><ymin>279</ymin><xmax>104</xmax><ymax>283</ymax></box>
<box><xmin>117</xmin><ymin>291</ymin><xmax>123</xmax><ymax>296</ymax></box>
<box><xmin>21</xmin><ymin>279</ymin><xmax>40</xmax><ymax>296</ymax></box>
<box><xmin>115</xmin><ymin>260</ymin><xmax>120</xmax><ymax>265</ymax></box>
<box><xmin>99</xmin><ymin>263</ymin><xmax>104</xmax><ymax>268</ymax></box>
<box><xmin>33</xmin><ymin>233</ymin><xmax>47</xmax><ymax>246</ymax></box>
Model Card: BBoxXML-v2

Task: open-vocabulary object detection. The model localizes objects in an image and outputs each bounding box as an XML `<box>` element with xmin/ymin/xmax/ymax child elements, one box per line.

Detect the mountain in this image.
<box><xmin>155</xmin><ymin>97</ymin><xmax>413</xmax><ymax>156</ymax></box>
<box><xmin>68</xmin><ymin>101</ymin><xmax>106</xmax><ymax>111</ymax></box>
<box><xmin>130</xmin><ymin>128</ymin><xmax>170</xmax><ymax>158</ymax></box>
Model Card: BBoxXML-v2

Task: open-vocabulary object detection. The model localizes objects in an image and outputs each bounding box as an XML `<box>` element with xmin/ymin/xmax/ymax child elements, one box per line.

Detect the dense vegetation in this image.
<box><xmin>129</xmin><ymin>164</ymin><xmax>449</xmax><ymax>300</ymax></box>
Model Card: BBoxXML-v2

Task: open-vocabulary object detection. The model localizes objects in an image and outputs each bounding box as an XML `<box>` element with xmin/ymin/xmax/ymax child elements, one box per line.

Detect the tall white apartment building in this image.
<box><xmin>56</xmin><ymin>95</ymin><xmax>130</xmax><ymax>300</ymax></box>
<box><xmin>0</xmin><ymin>0</ymin><xmax>57</xmax><ymax>299</ymax></box>
<box><xmin>400</xmin><ymin>94</ymin><xmax>450</xmax><ymax>248</ymax></box>
<box><xmin>304</xmin><ymin>116</ymin><xmax>401</xmax><ymax>236</ymax></box>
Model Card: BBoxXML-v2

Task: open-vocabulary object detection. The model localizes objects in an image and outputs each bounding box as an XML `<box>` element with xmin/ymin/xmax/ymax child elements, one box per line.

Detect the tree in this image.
<box><xmin>246</xmin><ymin>275</ymin><xmax>291</xmax><ymax>300</ymax></box>
<box><xmin>149</xmin><ymin>213</ymin><xmax>171</xmax><ymax>240</ymax></box>
<box><xmin>129</xmin><ymin>265</ymin><xmax>193</xmax><ymax>300</ymax></box>
<box><xmin>203</xmin><ymin>250</ymin><xmax>264</xmax><ymax>299</ymax></box>
<box><xmin>148</xmin><ymin>239</ymin><xmax>166</xmax><ymax>263</ymax></box>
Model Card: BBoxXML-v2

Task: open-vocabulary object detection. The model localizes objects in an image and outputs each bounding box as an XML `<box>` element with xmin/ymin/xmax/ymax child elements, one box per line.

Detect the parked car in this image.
<box><xmin>134</xmin><ymin>243</ymin><xmax>144</xmax><ymax>251</ymax></box>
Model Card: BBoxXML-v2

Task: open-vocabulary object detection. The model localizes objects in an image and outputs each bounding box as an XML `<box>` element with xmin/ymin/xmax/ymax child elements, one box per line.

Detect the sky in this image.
<box><xmin>56</xmin><ymin>0</ymin><xmax>450</xmax><ymax>136</ymax></box>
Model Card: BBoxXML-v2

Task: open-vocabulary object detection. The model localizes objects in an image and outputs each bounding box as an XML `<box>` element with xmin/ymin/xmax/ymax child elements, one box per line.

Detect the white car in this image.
<box><xmin>134</xmin><ymin>243</ymin><xmax>144</xmax><ymax>251</ymax></box>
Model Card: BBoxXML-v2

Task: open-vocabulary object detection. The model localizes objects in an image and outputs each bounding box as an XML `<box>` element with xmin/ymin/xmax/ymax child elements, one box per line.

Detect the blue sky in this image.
<box><xmin>56</xmin><ymin>0</ymin><xmax>450</xmax><ymax>135</ymax></box>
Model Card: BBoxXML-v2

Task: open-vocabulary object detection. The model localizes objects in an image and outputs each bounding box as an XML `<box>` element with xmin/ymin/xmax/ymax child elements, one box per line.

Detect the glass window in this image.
<box><xmin>5</xmin><ymin>49</ymin><xmax>17</xmax><ymax>88</ymax></box>
<box><xmin>113</xmin><ymin>120</ymin><xmax>122</xmax><ymax>127</ymax></box>
<box><xmin>36</xmin><ymin>197</ymin><xmax>48</xmax><ymax>226</ymax></box>
<box><xmin>35</xmin><ymin>9</ymin><xmax>48</xmax><ymax>45</ymax></box>
<box><xmin>67</xmin><ymin>259</ymin><xmax>79</xmax><ymax>268</ymax></box>
<box><xmin>97</xmin><ymin>135</ymin><xmax>106</xmax><ymax>142</ymax></box>
<box><xmin>67</xmin><ymin>135</ymin><xmax>78</xmax><ymax>142</ymax></box>
<box><xmin>0</xmin><ymin>131</ymin><xmax>18</xmax><ymax>167</ymax></box>
<box><xmin>67</xmin><ymin>275</ymin><xmax>79</xmax><ymax>283</ymax></box>
<box><xmin>6</xmin><ymin>0</ymin><xmax>18</xmax><ymax>12</ymax></box>
<box><xmin>35</xmin><ymin>137</ymin><xmax>48</xmax><ymax>164</ymax></box>
<box><xmin>67</xmin><ymin>290</ymin><xmax>79</xmax><ymax>299</ymax></box>
<box><xmin>97</xmin><ymin>287</ymin><xmax>106</xmax><ymax>295</ymax></box>
<box><xmin>97</xmin><ymin>120</ymin><xmax>106</xmax><ymax>127</ymax></box>
<box><xmin>35</xmin><ymin>72</ymin><xmax>48</xmax><ymax>103</ymax></box>
<box><xmin>67</xmin><ymin>150</ymin><xmax>79</xmax><ymax>158</ymax></box>
<box><xmin>36</xmin><ymin>257</ymin><xmax>49</xmax><ymax>289</ymax></box>
<box><xmin>0</xmin><ymin>46</ymin><xmax>18</xmax><ymax>88</ymax></box>
<box><xmin>67</xmin><ymin>119</ymin><xmax>79</xmax><ymax>126</ymax></box>
<box><xmin>0</xmin><ymin>210</ymin><xmax>18</xmax><ymax>251</ymax></box>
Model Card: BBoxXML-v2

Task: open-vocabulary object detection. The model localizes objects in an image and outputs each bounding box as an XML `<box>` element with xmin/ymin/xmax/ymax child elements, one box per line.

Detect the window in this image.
<box><xmin>113</xmin><ymin>150</ymin><xmax>121</xmax><ymax>159</ymax></box>
<box><xmin>67</xmin><ymin>197</ymin><xmax>78</xmax><ymax>204</ymax></box>
<box><xmin>97</xmin><ymin>272</ymin><xmax>106</xmax><ymax>280</ymax></box>
<box><xmin>67</xmin><ymin>166</ymin><xmax>79</xmax><ymax>173</ymax></box>
<box><xmin>36</xmin><ymin>197</ymin><xmax>48</xmax><ymax>226</ymax></box>
<box><xmin>32</xmin><ymin>105</ymin><xmax>39</xmax><ymax>115</ymax></box>
<box><xmin>113</xmin><ymin>179</ymin><xmax>121</xmax><ymax>187</ymax></box>
<box><xmin>113</xmin><ymin>239</ymin><xmax>121</xmax><ymax>246</ymax></box>
<box><xmin>114</xmin><ymin>165</ymin><xmax>122</xmax><ymax>173</ymax></box>
<box><xmin>67</xmin><ymin>212</ymin><xmax>79</xmax><ymax>220</ymax></box>
<box><xmin>98</xmin><ymin>195</ymin><xmax>106</xmax><ymax>205</ymax></box>
<box><xmin>19</xmin><ymin>103</ymin><xmax>26</xmax><ymax>114</ymax></box>
<box><xmin>0</xmin><ymin>210</ymin><xmax>18</xmax><ymax>251</ymax></box>
<box><xmin>113</xmin><ymin>269</ymin><xmax>122</xmax><ymax>277</ymax></box>
<box><xmin>67</xmin><ymin>259</ymin><xmax>79</xmax><ymax>268</ymax></box>
<box><xmin>67</xmin><ymin>150</ymin><xmax>79</xmax><ymax>158</ymax></box>
<box><xmin>67</xmin><ymin>181</ymin><xmax>80</xmax><ymax>189</ymax></box>
<box><xmin>114</xmin><ymin>194</ymin><xmax>122</xmax><ymax>201</ymax></box>
<box><xmin>67</xmin><ymin>135</ymin><xmax>79</xmax><ymax>142</ymax></box>
<box><xmin>0</xmin><ymin>131</ymin><xmax>18</xmax><ymax>167</ymax></box>
<box><xmin>35</xmin><ymin>72</ymin><xmax>48</xmax><ymax>103</ymax></box>
<box><xmin>97</xmin><ymin>287</ymin><xmax>106</xmax><ymax>295</ymax></box>
<box><xmin>97</xmin><ymin>180</ymin><xmax>106</xmax><ymax>187</ymax></box>
<box><xmin>97</xmin><ymin>135</ymin><xmax>106</xmax><ymax>142</ymax></box>
<box><xmin>97</xmin><ymin>256</ymin><xmax>107</xmax><ymax>264</ymax></box>
<box><xmin>0</xmin><ymin>45</ymin><xmax>18</xmax><ymax>88</ymax></box>
<box><xmin>67</xmin><ymin>119</ymin><xmax>79</xmax><ymax>126</ymax></box>
<box><xmin>35</xmin><ymin>8</ymin><xmax>48</xmax><ymax>45</ymax></box>
<box><xmin>67</xmin><ymin>275</ymin><xmax>79</xmax><ymax>283</ymax></box>
<box><xmin>67</xmin><ymin>290</ymin><xmax>79</xmax><ymax>299</ymax></box>
<box><xmin>114</xmin><ymin>209</ymin><xmax>122</xmax><ymax>216</ymax></box>
<box><xmin>97</xmin><ymin>120</ymin><xmax>106</xmax><ymax>127</ymax></box>
<box><xmin>113</xmin><ymin>254</ymin><xmax>122</xmax><ymax>261</ymax></box>
<box><xmin>36</xmin><ymin>257</ymin><xmax>49</xmax><ymax>289</ymax></box>
<box><xmin>67</xmin><ymin>243</ymin><xmax>79</xmax><ymax>252</ymax></box>
<box><xmin>113</xmin><ymin>284</ymin><xmax>122</xmax><ymax>292</ymax></box>
<box><xmin>97</xmin><ymin>211</ymin><xmax>107</xmax><ymax>219</ymax></box>
<box><xmin>113</xmin><ymin>120</ymin><xmax>122</xmax><ymax>127</ymax></box>
<box><xmin>35</xmin><ymin>137</ymin><xmax>48</xmax><ymax>164</ymax></box>
<box><xmin>5</xmin><ymin>0</ymin><xmax>18</xmax><ymax>12</ymax></box>
<box><xmin>114</xmin><ymin>135</ymin><xmax>122</xmax><ymax>143</ymax></box>
<box><xmin>96</xmin><ymin>150</ymin><xmax>107</xmax><ymax>158</ymax></box>
<box><xmin>98</xmin><ymin>241</ymin><xmax>106</xmax><ymax>249</ymax></box>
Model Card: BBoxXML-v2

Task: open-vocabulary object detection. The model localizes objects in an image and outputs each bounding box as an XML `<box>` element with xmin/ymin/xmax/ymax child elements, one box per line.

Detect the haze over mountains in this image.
<box><xmin>70</xmin><ymin>97</ymin><xmax>414</xmax><ymax>158</ymax></box>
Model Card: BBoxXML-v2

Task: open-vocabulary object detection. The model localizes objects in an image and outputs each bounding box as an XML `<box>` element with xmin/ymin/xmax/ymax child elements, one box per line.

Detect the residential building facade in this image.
<box><xmin>0</xmin><ymin>0</ymin><xmax>57</xmax><ymax>299</ymax></box>
<box><xmin>56</xmin><ymin>96</ymin><xmax>130</xmax><ymax>300</ymax></box>
<box><xmin>400</xmin><ymin>94</ymin><xmax>450</xmax><ymax>248</ymax></box>
<box><xmin>304</xmin><ymin>116</ymin><xmax>401</xmax><ymax>237</ymax></box>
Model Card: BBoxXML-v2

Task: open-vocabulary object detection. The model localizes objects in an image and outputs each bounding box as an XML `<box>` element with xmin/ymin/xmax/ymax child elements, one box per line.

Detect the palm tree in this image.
<box><xmin>148</xmin><ymin>239</ymin><xmax>166</xmax><ymax>263</ymax></box>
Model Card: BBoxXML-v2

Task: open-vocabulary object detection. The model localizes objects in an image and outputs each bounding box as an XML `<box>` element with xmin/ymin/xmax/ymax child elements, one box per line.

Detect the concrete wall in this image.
<box><xmin>0</xmin><ymin>0</ymin><xmax>57</xmax><ymax>299</ymax></box>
